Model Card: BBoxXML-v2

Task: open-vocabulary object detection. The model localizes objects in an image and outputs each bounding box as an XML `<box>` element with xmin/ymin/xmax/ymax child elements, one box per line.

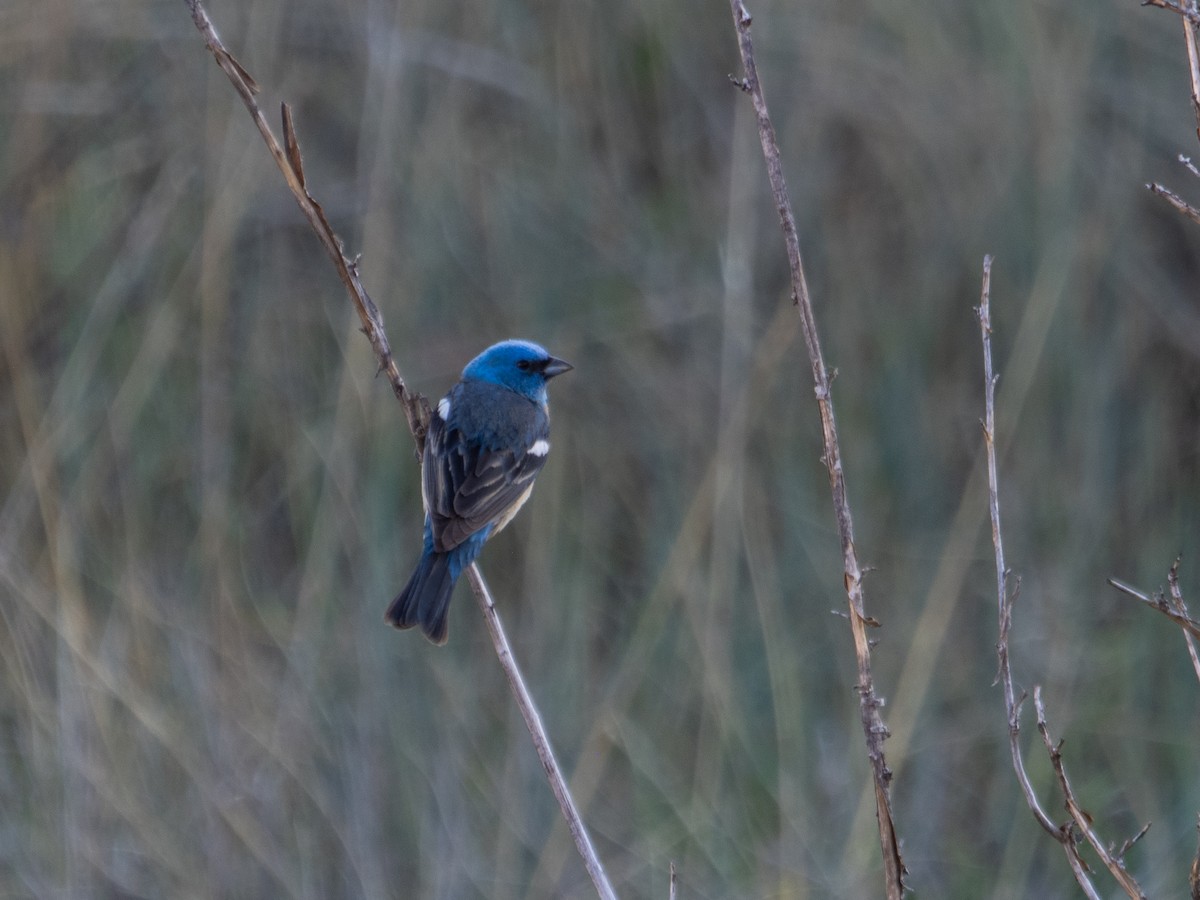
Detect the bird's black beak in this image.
<box><xmin>541</xmin><ymin>356</ymin><xmax>573</xmax><ymax>379</ymax></box>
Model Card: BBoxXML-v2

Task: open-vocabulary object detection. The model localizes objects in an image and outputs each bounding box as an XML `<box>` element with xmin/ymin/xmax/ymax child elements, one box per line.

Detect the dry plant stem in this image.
<box><xmin>1146</xmin><ymin>0</ymin><xmax>1200</xmax><ymax>218</ymax></box>
<box><xmin>1182</xmin><ymin>0</ymin><xmax>1200</xmax><ymax>138</ymax></box>
<box><xmin>976</xmin><ymin>258</ymin><xmax>1092</xmax><ymax>885</ymax></box>
<box><xmin>1190</xmin><ymin>816</ymin><xmax>1200</xmax><ymax>900</ymax></box>
<box><xmin>727</xmin><ymin>2</ymin><xmax>905</xmax><ymax>895</ymax></box>
<box><xmin>977</xmin><ymin>259</ymin><xmax>1058</xmax><ymax>836</ymax></box>
<box><xmin>1166</xmin><ymin>560</ymin><xmax>1200</xmax><ymax>682</ymax></box>
<box><xmin>1108</xmin><ymin>573</ymin><xmax>1200</xmax><ymax>644</ymax></box>
<box><xmin>185</xmin><ymin>0</ymin><xmax>426</xmax><ymax>439</ymax></box>
<box><xmin>182</xmin><ymin>3</ymin><xmax>618</xmax><ymax>898</ymax></box>
<box><xmin>668</xmin><ymin>862</ymin><xmax>677</xmax><ymax>900</ymax></box>
<box><xmin>1147</xmin><ymin>181</ymin><xmax>1200</xmax><ymax>225</ymax></box>
<box><xmin>1109</xmin><ymin>560</ymin><xmax>1200</xmax><ymax>684</ymax></box>
<box><xmin>978</xmin><ymin>258</ymin><xmax>1146</xmax><ymax>900</ymax></box>
<box><xmin>1146</xmin><ymin>0</ymin><xmax>1200</xmax><ymax>30</ymax></box>
<box><xmin>1033</xmin><ymin>689</ymin><xmax>1149</xmax><ymax>899</ymax></box>
<box><xmin>466</xmin><ymin>567</ymin><xmax>617</xmax><ymax>900</ymax></box>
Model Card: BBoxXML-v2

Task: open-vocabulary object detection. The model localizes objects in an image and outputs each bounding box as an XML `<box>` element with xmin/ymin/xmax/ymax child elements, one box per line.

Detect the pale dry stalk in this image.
<box><xmin>727</xmin><ymin>1</ymin><xmax>905</xmax><ymax>894</ymax></box>
<box><xmin>182</xmin><ymin>3</ymin><xmax>617</xmax><ymax>897</ymax></box>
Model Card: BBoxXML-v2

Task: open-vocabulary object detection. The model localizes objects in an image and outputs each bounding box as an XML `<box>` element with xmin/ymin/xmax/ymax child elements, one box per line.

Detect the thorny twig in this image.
<box><xmin>1190</xmin><ymin>816</ymin><xmax>1200</xmax><ymax>900</ymax></box>
<box><xmin>1147</xmin><ymin>181</ymin><xmax>1200</xmax><ymax>225</ymax></box>
<box><xmin>1145</xmin><ymin>0</ymin><xmax>1200</xmax><ymax>30</ymax></box>
<box><xmin>1033</xmin><ymin>690</ymin><xmax>1149</xmax><ymax>899</ymax></box>
<box><xmin>182</xmin><ymin>3</ymin><xmax>617</xmax><ymax>898</ymax></box>
<box><xmin>1109</xmin><ymin>557</ymin><xmax>1200</xmax><ymax>684</ymax></box>
<box><xmin>1146</xmin><ymin>0</ymin><xmax>1200</xmax><ymax>220</ymax></box>
<box><xmin>727</xmin><ymin>1</ymin><xmax>906</xmax><ymax>895</ymax></box>
<box><xmin>978</xmin><ymin>256</ymin><xmax>1148</xmax><ymax>900</ymax></box>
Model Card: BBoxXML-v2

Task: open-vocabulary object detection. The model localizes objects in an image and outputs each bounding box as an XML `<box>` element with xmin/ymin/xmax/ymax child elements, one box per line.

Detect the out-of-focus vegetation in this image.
<box><xmin>2</xmin><ymin>0</ymin><xmax>1199</xmax><ymax>897</ymax></box>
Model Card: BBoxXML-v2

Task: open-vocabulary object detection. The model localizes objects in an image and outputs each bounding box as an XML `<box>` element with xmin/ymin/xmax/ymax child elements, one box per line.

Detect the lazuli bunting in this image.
<box><xmin>386</xmin><ymin>339</ymin><xmax>572</xmax><ymax>644</ymax></box>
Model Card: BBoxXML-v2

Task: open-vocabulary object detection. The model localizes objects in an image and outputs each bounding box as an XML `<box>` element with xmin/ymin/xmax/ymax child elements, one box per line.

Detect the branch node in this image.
<box><xmin>727</xmin><ymin>73</ymin><xmax>751</xmax><ymax>93</ymax></box>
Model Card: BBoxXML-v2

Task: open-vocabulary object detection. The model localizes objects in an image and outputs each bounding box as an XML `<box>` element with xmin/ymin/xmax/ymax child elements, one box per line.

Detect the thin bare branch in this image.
<box><xmin>1109</xmin><ymin>559</ymin><xmax>1200</xmax><ymax>684</ymax></box>
<box><xmin>1165</xmin><ymin>559</ymin><xmax>1200</xmax><ymax>680</ymax></box>
<box><xmin>184</xmin><ymin>0</ymin><xmax>427</xmax><ymax>440</ymax></box>
<box><xmin>977</xmin><ymin>256</ymin><xmax>1104</xmax><ymax>899</ymax></box>
<box><xmin>465</xmin><ymin>568</ymin><xmax>617</xmax><ymax>900</ymax></box>
<box><xmin>182</xmin><ymin>3</ymin><xmax>617</xmax><ymax>897</ymax></box>
<box><xmin>668</xmin><ymin>862</ymin><xmax>677</xmax><ymax>900</ymax></box>
<box><xmin>1145</xmin><ymin>0</ymin><xmax>1200</xmax><ymax>29</ymax></box>
<box><xmin>1190</xmin><ymin>815</ymin><xmax>1200</xmax><ymax>900</ymax></box>
<box><xmin>727</xmin><ymin>2</ymin><xmax>905</xmax><ymax>895</ymax></box>
<box><xmin>1108</xmin><ymin>575</ymin><xmax>1200</xmax><ymax>646</ymax></box>
<box><xmin>1114</xmin><ymin>822</ymin><xmax>1152</xmax><ymax>861</ymax></box>
<box><xmin>1182</xmin><ymin>0</ymin><xmax>1200</xmax><ymax>136</ymax></box>
<box><xmin>1033</xmin><ymin>689</ymin><xmax>1149</xmax><ymax>899</ymax></box>
<box><xmin>1146</xmin><ymin>0</ymin><xmax>1200</xmax><ymax>216</ymax></box>
<box><xmin>1109</xmin><ymin>578</ymin><xmax>1200</xmax><ymax>634</ymax></box>
<box><xmin>1147</xmin><ymin>181</ymin><xmax>1200</xmax><ymax>225</ymax></box>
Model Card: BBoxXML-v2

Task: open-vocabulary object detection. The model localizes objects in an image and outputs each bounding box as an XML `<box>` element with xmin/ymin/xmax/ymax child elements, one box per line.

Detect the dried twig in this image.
<box><xmin>184</xmin><ymin>0</ymin><xmax>426</xmax><ymax>440</ymax></box>
<box><xmin>1190</xmin><ymin>815</ymin><xmax>1200</xmax><ymax>900</ymax></box>
<box><xmin>1146</xmin><ymin>0</ymin><xmax>1200</xmax><ymax>218</ymax></box>
<box><xmin>1146</xmin><ymin>0</ymin><xmax>1200</xmax><ymax>114</ymax></box>
<box><xmin>1182</xmin><ymin>0</ymin><xmax>1200</xmax><ymax>135</ymax></box>
<box><xmin>1033</xmin><ymin>689</ymin><xmax>1149</xmax><ymax>899</ymax></box>
<box><xmin>1109</xmin><ymin>558</ymin><xmax>1200</xmax><ymax>684</ymax></box>
<box><xmin>465</xmin><ymin>569</ymin><xmax>616</xmax><ymax>900</ymax></box>
<box><xmin>1166</xmin><ymin>560</ymin><xmax>1200</xmax><ymax>683</ymax></box>
<box><xmin>1115</xmin><ymin>822</ymin><xmax>1153</xmax><ymax>861</ymax></box>
<box><xmin>978</xmin><ymin>257</ymin><xmax>1147</xmax><ymax>900</ymax></box>
<box><xmin>727</xmin><ymin>2</ymin><xmax>905</xmax><ymax>895</ymax></box>
<box><xmin>1147</xmin><ymin>181</ymin><xmax>1200</xmax><ymax>225</ymax></box>
<box><xmin>977</xmin><ymin>258</ymin><xmax>1095</xmax><ymax>893</ymax></box>
<box><xmin>1146</xmin><ymin>0</ymin><xmax>1200</xmax><ymax>28</ymax></box>
<box><xmin>182</xmin><ymin>3</ymin><xmax>617</xmax><ymax>898</ymax></box>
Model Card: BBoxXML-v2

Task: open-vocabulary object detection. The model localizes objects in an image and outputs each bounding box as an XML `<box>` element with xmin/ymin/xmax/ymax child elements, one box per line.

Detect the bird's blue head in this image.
<box><xmin>461</xmin><ymin>339</ymin><xmax>573</xmax><ymax>404</ymax></box>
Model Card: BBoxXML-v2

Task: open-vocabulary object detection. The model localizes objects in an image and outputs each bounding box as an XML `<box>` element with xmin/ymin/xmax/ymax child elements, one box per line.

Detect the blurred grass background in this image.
<box><xmin>2</xmin><ymin>0</ymin><xmax>1200</xmax><ymax>897</ymax></box>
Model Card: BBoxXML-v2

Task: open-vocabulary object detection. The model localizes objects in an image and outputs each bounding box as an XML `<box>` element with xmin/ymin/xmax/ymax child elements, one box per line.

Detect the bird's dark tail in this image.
<box><xmin>385</xmin><ymin>551</ymin><xmax>456</xmax><ymax>645</ymax></box>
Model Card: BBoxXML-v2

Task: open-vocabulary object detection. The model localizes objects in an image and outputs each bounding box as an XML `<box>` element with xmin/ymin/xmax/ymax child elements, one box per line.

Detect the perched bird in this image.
<box><xmin>386</xmin><ymin>339</ymin><xmax>572</xmax><ymax>644</ymax></box>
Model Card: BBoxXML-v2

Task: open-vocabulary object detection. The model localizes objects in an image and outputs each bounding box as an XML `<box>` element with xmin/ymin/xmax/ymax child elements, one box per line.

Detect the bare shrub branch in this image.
<box><xmin>1147</xmin><ymin>181</ymin><xmax>1200</xmax><ymax>225</ymax></box>
<box><xmin>464</xmin><ymin>569</ymin><xmax>617</xmax><ymax>900</ymax></box>
<box><xmin>977</xmin><ymin>257</ymin><xmax>1086</xmax><ymax>873</ymax></box>
<box><xmin>1033</xmin><ymin>689</ymin><xmax>1149</xmax><ymax>898</ymax></box>
<box><xmin>184</xmin><ymin>0</ymin><xmax>426</xmax><ymax>439</ymax></box>
<box><xmin>181</xmin><ymin>3</ymin><xmax>617</xmax><ymax>897</ymax></box>
<box><xmin>1146</xmin><ymin>0</ymin><xmax>1200</xmax><ymax>219</ymax></box>
<box><xmin>1145</xmin><ymin>0</ymin><xmax>1200</xmax><ymax>28</ymax></box>
<box><xmin>727</xmin><ymin>2</ymin><xmax>906</xmax><ymax>895</ymax></box>
<box><xmin>978</xmin><ymin>256</ymin><xmax>1148</xmax><ymax>900</ymax></box>
<box><xmin>1109</xmin><ymin>558</ymin><xmax>1200</xmax><ymax>684</ymax></box>
<box><xmin>1191</xmin><ymin>816</ymin><xmax>1200</xmax><ymax>900</ymax></box>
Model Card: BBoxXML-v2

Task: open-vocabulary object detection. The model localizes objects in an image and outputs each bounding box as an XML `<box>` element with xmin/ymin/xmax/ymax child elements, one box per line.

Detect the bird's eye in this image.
<box><xmin>516</xmin><ymin>359</ymin><xmax>532</xmax><ymax>371</ymax></box>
